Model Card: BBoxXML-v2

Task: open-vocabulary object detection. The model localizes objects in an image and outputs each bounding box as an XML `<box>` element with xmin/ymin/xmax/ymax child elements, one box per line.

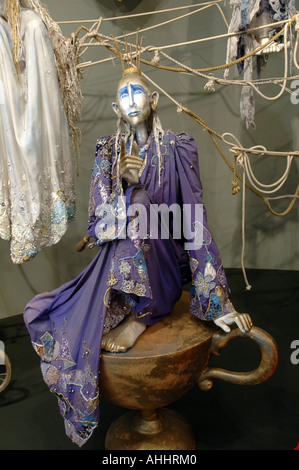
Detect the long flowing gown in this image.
<box><xmin>24</xmin><ymin>131</ymin><xmax>236</xmax><ymax>446</ymax></box>
<box><xmin>0</xmin><ymin>8</ymin><xmax>75</xmax><ymax>263</ymax></box>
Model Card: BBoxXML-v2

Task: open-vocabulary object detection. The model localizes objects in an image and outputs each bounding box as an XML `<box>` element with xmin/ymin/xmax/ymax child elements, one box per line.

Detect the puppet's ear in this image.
<box><xmin>112</xmin><ymin>102</ymin><xmax>121</xmax><ymax>116</ymax></box>
<box><xmin>151</xmin><ymin>91</ymin><xmax>159</xmax><ymax>111</ymax></box>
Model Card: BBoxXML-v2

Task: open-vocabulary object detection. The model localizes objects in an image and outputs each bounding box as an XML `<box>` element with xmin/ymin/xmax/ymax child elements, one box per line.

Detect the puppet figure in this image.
<box><xmin>0</xmin><ymin>0</ymin><xmax>79</xmax><ymax>263</ymax></box>
<box><xmin>24</xmin><ymin>60</ymin><xmax>252</xmax><ymax>446</ymax></box>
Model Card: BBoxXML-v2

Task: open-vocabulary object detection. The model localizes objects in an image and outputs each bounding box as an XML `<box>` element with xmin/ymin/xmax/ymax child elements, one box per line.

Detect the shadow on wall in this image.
<box><xmin>93</xmin><ymin>0</ymin><xmax>164</xmax><ymax>27</ymax></box>
<box><xmin>95</xmin><ymin>0</ymin><xmax>144</xmax><ymax>11</ymax></box>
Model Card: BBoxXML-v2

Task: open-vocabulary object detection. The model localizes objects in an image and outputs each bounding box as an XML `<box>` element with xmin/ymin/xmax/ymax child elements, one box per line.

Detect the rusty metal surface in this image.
<box><xmin>100</xmin><ymin>290</ymin><xmax>279</xmax><ymax>450</ymax></box>
<box><xmin>105</xmin><ymin>408</ymin><xmax>196</xmax><ymax>451</ymax></box>
<box><xmin>100</xmin><ymin>291</ymin><xmax>216</xmax><ymax>409</ymax></box>
<box><xmin>198</xmin><ymin>325</ymin><xmax>279</xmax><ymax>390</ymax></box>
<box><xmin>100</xmin><ymin>290</ymin><xmax>279</xmax><ymax>410</ymax></box>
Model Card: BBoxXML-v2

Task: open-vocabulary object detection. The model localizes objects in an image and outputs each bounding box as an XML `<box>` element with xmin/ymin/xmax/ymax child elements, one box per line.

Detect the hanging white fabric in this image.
<box><xmin>0</xmin><ymin>7</ymin><xmax>76</xmax><ymax>264</ymax></box>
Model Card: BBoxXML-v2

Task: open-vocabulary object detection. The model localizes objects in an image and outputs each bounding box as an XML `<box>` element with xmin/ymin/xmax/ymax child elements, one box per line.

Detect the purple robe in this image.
<box><xmin>23</xmin><ymin>131</ymin><xmax>235</xmax><ymax>446</ymax></box>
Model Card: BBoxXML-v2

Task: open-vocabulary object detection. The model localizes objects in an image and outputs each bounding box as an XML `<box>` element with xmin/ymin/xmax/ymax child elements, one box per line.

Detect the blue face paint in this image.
<box><xmin>118</xmin><ymin>86</ymin><xmax>129</xmax><ymax>100</ymax></box>
<box><xmin>131</xmin><ymin>84</ymin><xmax>147</xmax><ymax>95</ymax></box>
<box><xmin>118</xmin><ymin>84</ymin><xmax>147</xmax><ymax>101</ymax></box>
<box><xmin>117</xmin><ymin>81</ymin><xmax>151</xmax><ymax>127</ymax></box>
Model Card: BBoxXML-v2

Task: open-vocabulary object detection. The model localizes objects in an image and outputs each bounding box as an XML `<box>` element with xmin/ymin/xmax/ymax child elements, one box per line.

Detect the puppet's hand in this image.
<box><xmin>214</xmin><ymin>312</ymin><xmax>253</xmax><ymax>333</ymax></box>
<box><xmin>119</xmin><ymin>140</ymin><xmax>143</xmax><ymax>185</ymax></box>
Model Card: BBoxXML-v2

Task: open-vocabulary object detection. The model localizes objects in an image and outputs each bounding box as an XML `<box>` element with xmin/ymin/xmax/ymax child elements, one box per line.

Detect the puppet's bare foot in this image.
<box><xmin>101</xmin><ymin>312</ymin><xmax>146</xmax><ymax>353</ymax></box>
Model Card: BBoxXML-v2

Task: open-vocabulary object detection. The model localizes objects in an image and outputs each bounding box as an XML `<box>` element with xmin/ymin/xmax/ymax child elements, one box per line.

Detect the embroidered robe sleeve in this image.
<box><xmin>86</xmin><ymin>135</ymin><xmax>152</xmax><ymax>312</ymax></box>
<box><xmin>87</xmin><ymin>136</ymin><xmax>127</xmax><ymax>244</ymax></box>
<box><xmin>174</xmin><ymin>133</ymin><xmax>236</xmax><ymax>321</ymax></box>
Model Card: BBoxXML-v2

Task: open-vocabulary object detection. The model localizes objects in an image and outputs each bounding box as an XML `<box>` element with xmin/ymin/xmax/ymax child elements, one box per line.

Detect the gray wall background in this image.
<box><xmin>0</xmin><ymin>0</ymin><xmax>298</xmax><ymax>319</ymax></box>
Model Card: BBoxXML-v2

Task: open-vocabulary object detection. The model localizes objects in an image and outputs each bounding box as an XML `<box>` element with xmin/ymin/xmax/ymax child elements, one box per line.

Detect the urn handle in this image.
<box><xmin>198</xmin><ymin>326</ymin><xmax>278</xmax><ymax>391</ymax></box>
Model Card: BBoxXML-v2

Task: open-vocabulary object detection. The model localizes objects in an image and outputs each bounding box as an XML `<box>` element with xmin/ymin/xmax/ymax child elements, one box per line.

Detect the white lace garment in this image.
<box><xmin>0</xmin><ymin>6</ymin><xmax>76</xmax><ymax>263</ymax></box>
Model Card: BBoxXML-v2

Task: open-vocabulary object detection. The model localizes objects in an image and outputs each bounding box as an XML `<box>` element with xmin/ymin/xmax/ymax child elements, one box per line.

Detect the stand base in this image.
<box><xmin>105</xmin><ymin>408</ymin><xmax>196</xmax><ymax>450</ymax></box>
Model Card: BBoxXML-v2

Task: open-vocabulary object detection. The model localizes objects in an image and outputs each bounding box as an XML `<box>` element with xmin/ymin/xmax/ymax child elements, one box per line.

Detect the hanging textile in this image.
<box><xmin>0</xmin><ymin>4</ymin><xmax>76</xmax><ymax>263</ymax></box>
<box><xmin>225</xmin><ymin>0</ymin><xmax>296</xmax><ymax>128</ymax></box>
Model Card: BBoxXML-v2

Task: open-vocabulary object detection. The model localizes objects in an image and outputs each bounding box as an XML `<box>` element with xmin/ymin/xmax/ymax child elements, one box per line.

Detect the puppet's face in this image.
<box><xmin>112</xmin><ymin>72</ymin><xmax>158</xmax><ymax>127</ymax></box>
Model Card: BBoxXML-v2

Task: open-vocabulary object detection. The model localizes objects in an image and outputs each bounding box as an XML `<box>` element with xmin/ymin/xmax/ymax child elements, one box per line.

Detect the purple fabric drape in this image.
<box><xmin>24</xmin><ymin>131</ymin><xmax>235</xmax><ymax>446</ymax></box>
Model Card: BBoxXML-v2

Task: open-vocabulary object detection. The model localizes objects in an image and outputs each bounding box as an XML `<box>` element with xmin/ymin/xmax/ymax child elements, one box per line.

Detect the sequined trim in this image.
<box><xmin>38</xmin><ymin>326</ymin><xmax>99</xmax><ymax>446</ymax></box>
